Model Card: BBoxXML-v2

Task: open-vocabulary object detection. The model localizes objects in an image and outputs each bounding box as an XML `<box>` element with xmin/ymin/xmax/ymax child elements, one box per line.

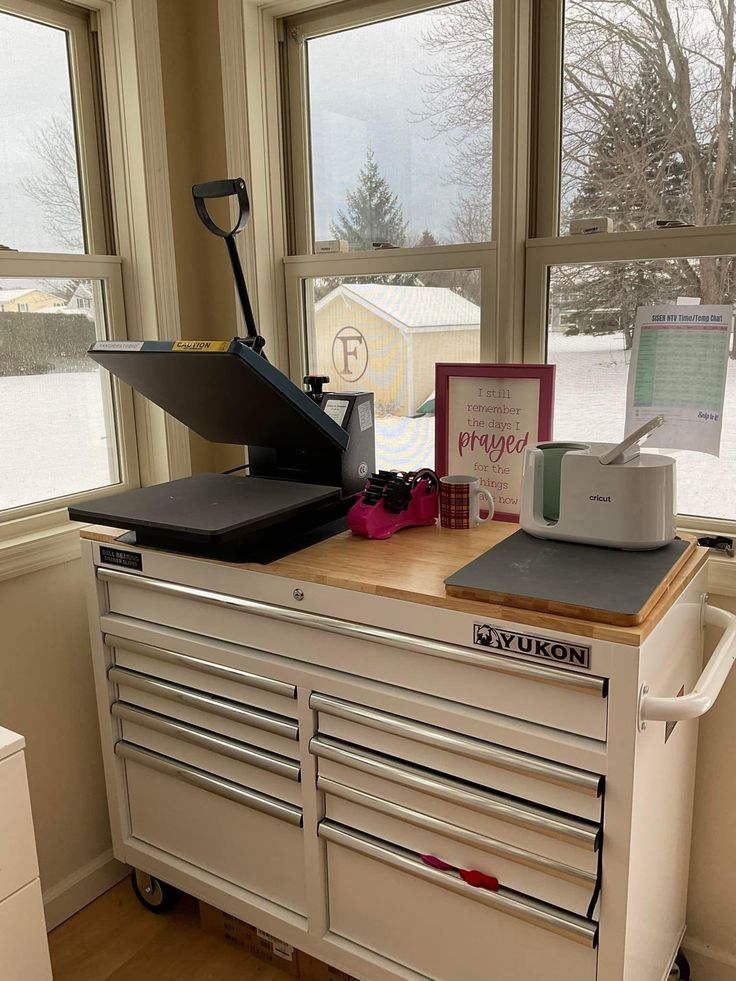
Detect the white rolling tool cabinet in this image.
<box><xmin>81</xmin><ymin>523</ymin><xmax>736</xmax><ymax>981</ymax></box>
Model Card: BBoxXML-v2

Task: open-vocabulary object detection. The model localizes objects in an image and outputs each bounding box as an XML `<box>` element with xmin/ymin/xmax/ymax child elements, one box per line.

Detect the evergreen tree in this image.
<box><xmin>569</xmin><ymin>64</ymin><xmax>688</xmax><ymax>230</ymax></box>
<box><xmin>330</xmin><ymin>149</ymin><xmax>408</xmax><ymax>249</ymax></box>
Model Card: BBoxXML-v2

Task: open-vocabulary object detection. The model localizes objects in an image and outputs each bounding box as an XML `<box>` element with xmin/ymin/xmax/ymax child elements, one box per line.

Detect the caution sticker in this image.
<box><xmin>172</xmin><ymin>340</ymin><xmax>231</xmax><ymax>352</ymax></box>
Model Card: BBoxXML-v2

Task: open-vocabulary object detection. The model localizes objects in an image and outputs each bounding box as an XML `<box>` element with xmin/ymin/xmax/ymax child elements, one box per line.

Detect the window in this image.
<box><xmin>270</xmin><ymin>0</ymin><xmax>736</xmax><ymax>527</ymax></box>
<box><xmin>560</xmin><ymin>0</ymin><xmax>736</xmax><ymax>235</ymax></box>
<box><xmin>284</xmin><ymin>0</ymin><xmax>494</xmax><ymax>467</ymax></box>
<box><xmin>528</xmin><ymin>0</ymin><xmax>736</xmax><ymax>527</ymax></box>
<box><xmin>0</xmin><ymin>0</ymin><xmax>137</xmax><ymax>519</ymax></box>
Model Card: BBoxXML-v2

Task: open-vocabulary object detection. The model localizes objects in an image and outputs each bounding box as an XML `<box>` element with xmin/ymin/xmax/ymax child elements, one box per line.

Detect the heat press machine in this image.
<box><xmin>69</xmin><ymin>178</ymin><xmax>375</xmax><ymax>561</ymax></box>
<box><xmin>520</xmin><ymin>415</ymin><xmax>676</xmax><ymax>550</ymax></box>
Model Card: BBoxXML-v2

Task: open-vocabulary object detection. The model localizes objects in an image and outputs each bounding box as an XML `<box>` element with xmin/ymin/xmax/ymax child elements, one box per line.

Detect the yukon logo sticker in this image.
<box><xmin>473</xmin><ymin>624</ymin><xmax>590</xmax><ymax>669</ymax></box>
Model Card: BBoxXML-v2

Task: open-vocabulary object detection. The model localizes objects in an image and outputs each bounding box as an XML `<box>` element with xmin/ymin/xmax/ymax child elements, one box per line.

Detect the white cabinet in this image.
<box><xmin>81</xmin><ymin>529</ymin><xmax>719</xmax><ymax>981</ymax></box>
<box><xmin>0</xmin><ymin>729</ymin><xmax>52</xmax><ymax>981</ymax></box>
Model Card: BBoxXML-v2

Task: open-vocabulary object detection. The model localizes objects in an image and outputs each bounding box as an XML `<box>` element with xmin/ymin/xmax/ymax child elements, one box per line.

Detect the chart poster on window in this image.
<box><xmin>625</xmin><ymin>305</ymin><xmax>732</xmax><ymax>456</ymax></box>
<box><xmin>435</xmin><ymin>364</ymin><xmax>555</xmax><ymax>521</ymax></box>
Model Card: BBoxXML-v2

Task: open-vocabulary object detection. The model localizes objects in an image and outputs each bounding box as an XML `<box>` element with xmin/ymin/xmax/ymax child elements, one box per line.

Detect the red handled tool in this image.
<box><xmin>419</xmin><ymin>854</ymin><xmax>499</xmax><ymax>891</ymax></box>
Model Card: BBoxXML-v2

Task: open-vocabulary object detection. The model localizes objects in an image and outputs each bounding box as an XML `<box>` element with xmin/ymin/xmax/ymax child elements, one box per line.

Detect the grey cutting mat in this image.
<box><xmin>445</xmin><ymin>530</ymin><xmax>691</xmax><ymax>621</ymax></box>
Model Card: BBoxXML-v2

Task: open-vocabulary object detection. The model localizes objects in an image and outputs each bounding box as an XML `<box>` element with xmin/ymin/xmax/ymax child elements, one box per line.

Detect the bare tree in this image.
<box><xmin>419</xmin><ymin>0</ymin><xmax>736</xmax><ymax>321</ymax></box>
<box><xmin>21</xmin><ymin>115</ymin><xmax>84</xmax><ymax>254</ymax></box>
<box><xmin>563</xmin><ymin>0</ymin><xmax>736</xmax><ymax>306</ymax></box>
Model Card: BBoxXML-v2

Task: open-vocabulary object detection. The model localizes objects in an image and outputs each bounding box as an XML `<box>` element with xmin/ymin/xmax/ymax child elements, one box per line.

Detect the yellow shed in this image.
<box><xmin>313</xmin><ymin>283</ymin><xmax>480</xmax><ymax>416</ymax></box>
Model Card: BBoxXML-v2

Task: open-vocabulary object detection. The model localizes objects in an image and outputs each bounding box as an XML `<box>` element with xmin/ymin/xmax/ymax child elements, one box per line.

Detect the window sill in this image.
<box><xmin>1</xmin><ymin>510</ymin><xmax>734</xmax><ymax>597</ymax></box>
<box><xmin>0</xmin><ymin>510</ymin><xmax>83</xmax><ymax>583</ymax></box>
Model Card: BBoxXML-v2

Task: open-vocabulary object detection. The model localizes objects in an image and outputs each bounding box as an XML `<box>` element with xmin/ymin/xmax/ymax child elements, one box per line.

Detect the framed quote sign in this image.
<box><xmin>435</xmin><ymin>363</ymin><xmax>555</xmax><ymax>521</ymax></box>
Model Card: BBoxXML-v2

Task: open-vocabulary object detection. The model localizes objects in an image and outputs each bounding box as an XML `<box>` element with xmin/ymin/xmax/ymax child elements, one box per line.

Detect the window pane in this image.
<box><xmin>0</xmin><ymin>278</ymin><xmax>120</xmax><ymax>510</ymax></box>
<box><xmin>561</xmin><ymin>1</ymin><xmax>736</xmax><ymax>232</ymax></box>
<box><xmin>305</xmin><ymin>272</ymin><xmax>481</xmax><ymax>469</ymax></box>
<box><xmin>546</xmin><ymin>258</ymin><xmax>736</xmax><ymax>521</ymax></box>
<box><xmin>0</xmin><ymin>10</ymin><xmax>85</xmax><ymax>253</ymax></box>
<box><xmin>306</xmin><ymin>0</ymin><xmax>493</xmax><ymax>249</ymax></box>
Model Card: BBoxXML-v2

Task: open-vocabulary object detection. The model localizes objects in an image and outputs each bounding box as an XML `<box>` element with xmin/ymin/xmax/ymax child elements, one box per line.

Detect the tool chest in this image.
<box><xmin>81</xmin><ymin>523</ymin><xmax>731</xmax><ymax>981</ymax></box>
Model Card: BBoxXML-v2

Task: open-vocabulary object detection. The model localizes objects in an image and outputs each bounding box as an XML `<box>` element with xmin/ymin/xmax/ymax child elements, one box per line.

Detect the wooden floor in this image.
<box><xmin>48</xmin><ymin>880</ymin><xmax>295</xmax><ymax>981</ymax></box>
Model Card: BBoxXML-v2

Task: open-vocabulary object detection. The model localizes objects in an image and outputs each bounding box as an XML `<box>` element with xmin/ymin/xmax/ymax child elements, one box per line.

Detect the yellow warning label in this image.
<box><xmin>172</xmin><ymin>340</ymin><xmax>230</xmax><ymax>352</ymax></box>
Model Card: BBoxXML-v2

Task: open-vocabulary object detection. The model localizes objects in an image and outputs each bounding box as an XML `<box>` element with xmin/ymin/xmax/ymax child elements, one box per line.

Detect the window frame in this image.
<box><xmin>0</xmin><ymin>0</ymin><xmax>187</xmax><ymax>576</ymax></box>
<box><xmin>0</xmin><ymin>0</ymin><xmax>140</xmax><ymax>524</ymax></box>
<box><xmin>528</xmin><ymin>6</ymin><xmax>736</xmax><ymax>534</ymax></box>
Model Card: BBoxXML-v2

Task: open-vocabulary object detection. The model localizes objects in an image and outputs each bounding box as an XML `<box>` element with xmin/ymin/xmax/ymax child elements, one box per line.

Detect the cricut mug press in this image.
<box><xmin>520</xmin><ymin>416</ymin><xmax>676</xmax><ymax>550</ymax></box>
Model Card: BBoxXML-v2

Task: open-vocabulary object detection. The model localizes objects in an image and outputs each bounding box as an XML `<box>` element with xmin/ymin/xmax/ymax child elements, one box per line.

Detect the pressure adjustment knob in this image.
<box><xmin>304</xmin><ymin>374</ymin><xmax>330</xmax><ymax>402</ymax></box>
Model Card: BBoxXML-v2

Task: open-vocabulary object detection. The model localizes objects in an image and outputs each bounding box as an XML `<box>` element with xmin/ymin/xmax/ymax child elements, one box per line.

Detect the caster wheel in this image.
<box><xmin>130</xmin><ymin>869</ymin><xmax>181</xmax><ymax>914</ymax></box>
<box><xmin>670</xmin><ymin>950</ymin><xmax>691</xmax><ymax>980</ymax></box>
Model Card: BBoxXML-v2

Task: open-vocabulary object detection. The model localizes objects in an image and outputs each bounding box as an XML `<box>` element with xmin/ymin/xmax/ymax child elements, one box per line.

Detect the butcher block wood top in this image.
<box><xmin>80</xmin><ymin>521</ymin><xmax>708</xmax><ymax>647</ymax></box>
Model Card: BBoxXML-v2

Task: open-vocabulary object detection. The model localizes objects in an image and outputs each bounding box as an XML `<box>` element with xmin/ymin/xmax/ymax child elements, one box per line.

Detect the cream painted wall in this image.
<box><xmin>0</xmin><ymin>560</ymin><xmax>112</xmax><ymax>895</ymax></box>
<box><xmin>157</xmin><ymin>0</ymin><xmax>243</xmax><ymax>476</ymax></box>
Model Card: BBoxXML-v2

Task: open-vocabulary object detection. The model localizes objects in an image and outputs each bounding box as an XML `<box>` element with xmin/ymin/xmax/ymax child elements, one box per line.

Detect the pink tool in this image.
<box><xmin>347</xmin><ymin>469</ymin><xmax>439</xmax><ymax>540</ymax></box>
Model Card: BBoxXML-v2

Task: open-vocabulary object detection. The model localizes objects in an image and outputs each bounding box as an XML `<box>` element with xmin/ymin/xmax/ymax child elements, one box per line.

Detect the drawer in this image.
<box><xmin>0</xmin><ymin>752</ymin><xmax>39</xmax><ymax>901</ymax></box>
<box><xmin>98</xmin><ymin>568</ymin><xmax>608</xmax><ymax>740</ymax></box>
<box><xmin>0</xmin><ymin>880</ymin><xmax>52</xmax><ymax>981</ymax></box>
<box><xmin>113</xmin><ymin>702</ymin><xmax>302</xmax><ymax>805</ymax></box>
<box><xmin>117</xmin><ymin>742</ymin><xmax>305</xmax><ymax>913</ymax></box>
<box><xmin>320</xmin><ymin>823</ymin><xmax>597</xmax><ymax>981</ymax></box>
<box><xmin>106</xmin><ymin>632</ymin><xmax>297</xmax><ymax>719</ymax></box>
<box><xmin>109</xmin><ymin>666</ymin><xmax>300</xmax><ymax>759</ymax></box>
<box><xmin>320</xmin><ymin>779</ymin><xmax>598</xmax><ymax>917</ymax></box>
<box><xmin>312</xmin><ymin>737</ymin><xmax>600</xmax><ymax>876</ymax></box>
<box><xmin>312</xmin><ymin>693</ymin><xmax>604</xmax><ymax>822</ymax></box>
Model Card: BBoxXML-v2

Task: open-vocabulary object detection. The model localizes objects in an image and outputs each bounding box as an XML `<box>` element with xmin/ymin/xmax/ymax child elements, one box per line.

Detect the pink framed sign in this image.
<box><xmin>435</xmin><ymin>363</ymin><xmax>555</xmax><ymax>522</ymax></box>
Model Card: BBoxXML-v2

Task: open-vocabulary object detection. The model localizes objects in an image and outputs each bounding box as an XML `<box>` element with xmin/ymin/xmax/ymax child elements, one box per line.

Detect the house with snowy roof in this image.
<box><xmin>0</xmin><ymin>287</ymin><xmax>63</xmax><ymax>313</ymax></box>
<box><xmin>313</xmin><ymin>283</ymin><xmax>480</xmax><ymax>416</ymax></box>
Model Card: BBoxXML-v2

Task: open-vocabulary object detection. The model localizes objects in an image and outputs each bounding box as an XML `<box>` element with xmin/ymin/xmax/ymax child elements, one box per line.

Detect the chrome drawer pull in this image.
<box><xmin>111</xmin><ymin>702</ymin><xmax>301</xmax><ymax>781</ymax></box>
<box><xmin>97</xmin><ymin>568</ymin><xmax>605</xmax><ymax>697</ymax></box>
<box><xmin>107</xmin><ymin>667</ymin><xmax>298</xmax><ymax>740</ymax></box>
<box><xmin>104</xmin><ymin>633</ymin><xmax>296</xmax><ymax>698</ymax></box>
<box><xmin>311</xmin><ymin>694</ymin><xmax>603</xmax><ymax>797</ymax></box>
<box><xmin>319</xmin><ymin>822</ymin><xmax>598</xmax><ymax>948</ymax></box>
<box><xmin>116</xmin><ymin>742</ymin><xmax>303</xmax><ymax>826</ymax></box>
<box><xmin>310</xmin><ymin>737</ymin><xmax>600</xmax><ymax>851</ymax></box>
<box><xmin>318</xmin><ymin>776</ymin><xmax>595</xmax><ymax>889</ymax></box>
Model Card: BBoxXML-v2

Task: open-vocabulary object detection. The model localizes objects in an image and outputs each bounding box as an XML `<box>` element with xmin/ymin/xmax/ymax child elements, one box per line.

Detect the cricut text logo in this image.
<box><xmin>473</xmin><ymin>624</ymin><xmax>591</xmax><ymax>669</ymax></box>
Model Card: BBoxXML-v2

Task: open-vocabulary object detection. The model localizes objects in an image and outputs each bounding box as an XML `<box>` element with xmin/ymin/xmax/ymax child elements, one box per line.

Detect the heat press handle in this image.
<box><xmin>191</xmin><ymin>177</ymin><xmax>263</xmax><ymax>352</ymax></box>
<box><xmin>192</xmin><ymin>178</ymin><xmax>250</xmax><ymax>238</ymax></box>
<box><xmin>639</xmin><ymin>604</ymin><xmax>736</xmax><ymax>725</ymax></box>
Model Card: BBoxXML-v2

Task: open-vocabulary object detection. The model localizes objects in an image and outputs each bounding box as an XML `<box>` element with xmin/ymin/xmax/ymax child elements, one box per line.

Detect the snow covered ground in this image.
<box><xmin>375</xmin><ymin>333</ymin><xmax>736</xmax><ymax>521</ymax></box>
<box><xmin>0</xmin><ymin>371</ymin><xmax>116</xmax><ymax>511</ymax></box>
<box><xmin>1</xmin><ymin>334</ymin><xmax>733</xmax><ymax>520</ymax></box>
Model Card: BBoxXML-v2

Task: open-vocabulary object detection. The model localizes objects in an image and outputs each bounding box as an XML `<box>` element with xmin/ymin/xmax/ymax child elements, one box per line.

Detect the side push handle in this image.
<box><xmin>640</xmin><ymin>604</ymin><xmax>736</xmax><ymax>726</ymax></box>
<box><xmin>192</xmin><ymin>177</ymin><xmax>250</xmax><ymax>238</ymax></box>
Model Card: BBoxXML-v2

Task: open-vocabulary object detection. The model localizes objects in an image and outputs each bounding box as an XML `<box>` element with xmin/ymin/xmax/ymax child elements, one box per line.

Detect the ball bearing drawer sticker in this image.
<box><xmin>99</xmin><ymin>546</ymin><xmax>143</xmax><ymax>572</ymax></box>
<box><xmin>473</xmin><ymin>624</ymin><xmax>590</xmax><ymax>669</ymax></box>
